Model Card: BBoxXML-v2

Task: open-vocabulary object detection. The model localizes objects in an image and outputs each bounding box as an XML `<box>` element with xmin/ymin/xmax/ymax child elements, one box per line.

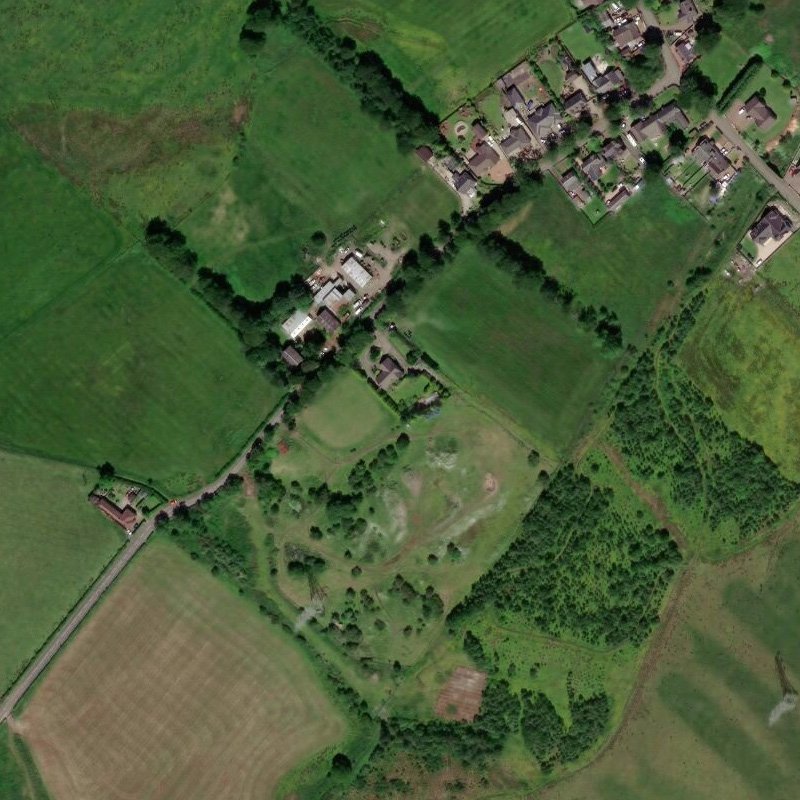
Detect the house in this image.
<box><xmin>602</xmin><ymin>137</ymin><xmax>626</xmax><ymax>161</ymax></box>
<box><xmin>677</xmin><ymin>0</ymin><xmax>699</xmax><ymax>27</ymax></box>
<box><xmin>692</xmin><ymin>137</ymin><xmax>735</xmax><ymax>182</ymax></box>
<box><xmin>527</xmin><ymin>102</ymin><xmax>562</xmax><ymax>142</ymax></box>
<box><xmin>90</xmin><ymin>494</ymin><xmax>138</xmax><ymax>532</ymax></box>
<box><xmin>499</xmin><ymin>125</ymin><xmax>532</xmax><ymax>157</ymax></box>
<box><xmin>341</xmin><ymin>254</ymin><xmax>372</xmax><ymax>289</ymax></box>
<box><xmin>750</xmin><ymin>207</ymin><xmax>793</xmax><ymax>245</ymax></box>
<box><xmin>452</xmin><ymin>169</ymin><xmax>478</xmax><ymax>198</ymax></box>
<box><xmin>415</xmin><ymin>145</ymin><xmax>434</xmax><ymax>163</ymax></box>
<box><xmin>497</xmin><ymin>62</ymin><xmax>538</xmax><ymax>97</ymax></box>
<box><xmin>504</xmin><ymin>84</ymin><xmax>526</xmax><ymax>110</ymax></box>
<box><xmin>375</xmin><ymin>354</ymin><xmax>404</xmax><ymax>388</ymax></box>
<box><xmin>674</xmin><ymin>38</ymin><xmax>695</xmax><ymax>68</ymax></box>
<box><xmin>581</xmin><ymin>153</ymin><xmax>607</xmax><ymax>186</ymax></box>
<box><xmin>472</xmin><ymin>121</ymin><xmax>488</xmax><ymax>141</ymax></box>
<box><xmin>606</xmin><ymin>185</ymin><xmax>632</xmax><ymax>213</ymax></box>
<box><xmin>563</xmin><ymin>89</ymin><xmax>588</xmax><ymax>118</ymax></box>
<box><xmin>744</xmin><ymin>94</ymin><xmax>778</xmax><ymax>130</ymax></box>
<box><xmin>468</xmin><ymin>141</ymin><xmax>501</xmax><ymax>176</ymax></box>
<box><xmin>612</xmin><ymin>21</ymin><xmax>644</xmax><ymax>53</ymax></box>
<box><xmin>281</xmin><ymin>346</ymin><xmax>304</xmax><ymax>368</ymax></box>
<box><xmin>560</xmin><ymin>169</ymin><xmax>591</xmax><ymax>205</ymax></box>
<box><xmin>316</xmin><ymin>307</ymin><xmax>341</xmax><ymax>333</ymax></box>
<box><xmin>281</xmin><ymin>309</ymin><xmax>313</xmax><ymax>340</ymax></box>
<box><xmin>582</xmin><ymin>59</ymin><xmax>625</xmax><ymax>94</ymax></box>
<box><xmin>632</xmin><ymin>102</ymin><xmax>690</xmax><ymax>143</ymax></box>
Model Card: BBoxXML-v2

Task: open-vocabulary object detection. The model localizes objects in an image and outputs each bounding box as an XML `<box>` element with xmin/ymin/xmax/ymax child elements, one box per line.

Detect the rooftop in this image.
<box><xmin>750</xmin><ymin>206</ymin><xmax>793</xmax><ymax>245</ymax></box>
<box><xmin>744</xmin><ymin>94</ymin><xmax>777</xmax><ymax>130</ymax></box>
<box><xmin>281</xmin><ymin>309</ymin><xmax>313</xmax><ymax>340</ymax></box>
<box><xmin>341</xmin><ymin>254</ymin><xmax>372</xmax><ymax>289</ymax></box>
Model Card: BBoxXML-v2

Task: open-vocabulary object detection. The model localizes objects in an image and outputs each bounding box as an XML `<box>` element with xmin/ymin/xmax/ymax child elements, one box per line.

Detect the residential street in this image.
<box><xmin>711</xmin><ymin>111</ymin><xmax>800</xmax><ymax>213</ymax></box>
<box><xmin>0</xmin><ymin>413</ymin><xmax>281</xmax><ymax>723</ymax></box>
<box><xmin>639</xmin><ymin>5</ymin><xmax>682</xmax><ymax>96</ymax></box>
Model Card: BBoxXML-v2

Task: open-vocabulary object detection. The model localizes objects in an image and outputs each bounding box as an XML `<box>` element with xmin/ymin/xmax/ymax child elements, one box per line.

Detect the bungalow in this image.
<box><xmin>375</xmin><ymin>355</ymin><xmax>404</xmax><ymax>388</ymax></box>
<box><xmin>692</xmin><ymin>137</ymin><xmax>735</xmax><ymax>183</ymax></box>
<box><xmin>581</xmin><ymin>153</ymin><xmax>608</xmax><ymax>186</ymax></box>
<box><xmin>90</xmin><ymin>494</ymin><xmax>138</xmax><ymax>533</ymax></box>
<box><xmin>341</xmin><ymin>254</ymin><xmax>372</xmax><ymax>290</ymax></box>
<box><xmin>602</xmin><ymin>137</ymin><xmax>626</xmax><ymax>161</ymax></box>
<box><xmin>744</xmin><ymin>94</ymin><xmax>778</xmax><ymax>130</ymax></box>
<box><xmin>527</xmin><ymin>102</ymin><xmax>562</xmax><ymax>143</ymax></box>
<box><xmin>316</xmin><ymin>307</ymin><xmax>341</xmax><ymax>334</ymax></box>
<box><xmin>560</xmin><ymin>169</ymin><xmax>591</xmax><ymax>206</ymax></box>
<box><xmin>281</xmin><ymin>309</ymin><xmax>313</xmax><ymax>340</ymax></box>
<box><xmin>468</xmin><ymin>141</ymin><xmax>501</xmax><ymax>177</ymax></box>
<box><xmin>582</xmin><ymin>59</ymin><xmax>625</xmax><ymax>94</ymax></box>
<box><xmin>606</xmin><ymin>185</ymin><xmax>632</xmax><ymax>213</ymax></box>
<box><xmin>499</xmin><ymin>125</ymin><xmax>532</xmax><ymax>157</ymax></box>
<box><xmin>563</xmin><ymin>89</ymin><xmax>588</xmax><ymax>118</ymax></box>
<box><xmin>750</xmin><ymin>207</ymin><xmax>793</xmax><ymax>245</ymax></box>
<box><xmin>612</xmin><ymin>21</ymin><xmax>644</xmax><ymax>54</ymax></box>
<box><xmin>281</xmin><ymin>346</ymin><xmax>304</xmax><ymax>368</ymax></box>
<box><xmin>632</xmin><ymin>102</ymin><xmax>690</xmax><ymax>143</ymax></box>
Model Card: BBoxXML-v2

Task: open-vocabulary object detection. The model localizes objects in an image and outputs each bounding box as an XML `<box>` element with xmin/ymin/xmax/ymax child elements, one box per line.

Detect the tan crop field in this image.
<box><xmin>17</xmin><ymin>541</ymin><xmax>345</xmax><ymax>800</ymax></box>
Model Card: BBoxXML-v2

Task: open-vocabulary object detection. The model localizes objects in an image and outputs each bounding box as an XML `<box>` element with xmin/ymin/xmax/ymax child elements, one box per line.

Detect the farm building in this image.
<box><xmin>341</xmin><ymin>254</ymin><xmax>372</xmax><ymax>290</ymax></box>
<box><xmin>317</xmin><ymin>307</ymin><xmax>341</xmax><ymax>333</ymax></box>
<box><xmin>281</xmin><ymin>346</ymin><xmax>304</xmax><ymax>368</ymax></box>
<box><xmin>90</xmin><ymin>494</ymin><xmax>137</xmax><ymax>532</ymax></box>
<box><xmin>282</xmin><ymin>309</ymin><xmax>313</xmax><ymax>340</ymax></box>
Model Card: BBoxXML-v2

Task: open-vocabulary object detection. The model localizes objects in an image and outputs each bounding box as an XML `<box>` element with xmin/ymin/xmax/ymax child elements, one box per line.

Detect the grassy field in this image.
<box><xmin>315</xmin><ymin>0</ymin><xmax>573</xmax><ymax>115</ymax></box>
<box><xmin>544</xmin><ymin>525</ymin><xmax>800</xmax><ymax>800</ymax></box>
<box><xmin>0</xmin><ymin>248</ymin><xmax>282</xmax><ymax>494</ymax></box>
<box><xmin>560</xmin><ymin>21</ymin><xmax>606</xmax><ymax>62</ymax></box>
<box><xmin>0</xmin><ymin>451</ymin><xmax>121</xmax><ymax>694</ymax></box>
<box><xmin>396</xmin><ymin>241</ymin><xmax>615</xmax><ymax>456</ymax></box>
<box><xmin>184</xmin><ymin>28</ymin><xmax>456</xmax><ymax>298</ymax></box>
<box><xmin>764</xmin><ymin>227</ymin><xmax>800</xmax><ymax>309</ymax></box>
<box><xmin>509</xmin><ymin>177</ymin><xmax>713</xmax><ymax>342</ymax></box>
<box><xmin>18</xmin><ymin>541</ymin><xmax>346</xmax><ymax>800</ymax></box>
<box><xmin>0</xmin><ymin>126</ymin><xmax>125</xmax><ymax>337</ymax></box>
<box><xmin>697</xmin><ymin>34</ymin><xmax>751</xmax><ymax>95</ymax></box>
<box><xmin>681</xmin><ymin>280</ymin><xmax>800</xmax><ymax>481</ymax></box>
<box><xmin>0</xmin><ymin>725</ymin><xmax>50</xmax><ymax>800</ymax></box>
<box><xmin>297</xmin><ymin>371</ymin><xmax>398</xmax><ymax>454</ymax></box>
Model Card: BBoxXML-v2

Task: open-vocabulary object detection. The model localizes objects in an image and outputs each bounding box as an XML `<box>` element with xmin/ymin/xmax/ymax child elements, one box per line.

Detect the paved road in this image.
<box><xmin>0</xmin><ymin>414</ymin><xmax>280</xmax><ymax>723</ymax></box>
<box><xmin>639</xmin><ymin>5</ymin><xmax>682</xmax><ymax>96</ymax></box>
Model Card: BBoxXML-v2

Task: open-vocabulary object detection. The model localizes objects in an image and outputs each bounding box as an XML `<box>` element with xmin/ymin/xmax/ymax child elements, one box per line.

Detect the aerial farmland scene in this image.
<box><xmin>3</xmin><ymin>0</ymin><xmax>800</xmax><ymax>798</ymax></box>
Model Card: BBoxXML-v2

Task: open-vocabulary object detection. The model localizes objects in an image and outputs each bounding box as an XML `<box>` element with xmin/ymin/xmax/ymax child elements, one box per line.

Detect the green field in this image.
<box><xmin>0</xmin><ymin>450</ymin><xmax>121</xmax><ymax>693</ymax></box>
<box><xmin>545</xmin><ymin>528</ymin><xmax>800</xmax><ymax>800</ymax></box>
<box><xmin>509</xmin><ymin>178</ymin><xmax>713</xmax><ymax>342</ymax></box>
<box><xmin>0</xmin><ymin>127</ymin><xmax>125</xmax><ymax>337</ymax></box>
<box><xmin>560</xmin><ymin>21</ymin><xmax>606</xmax><ymax>62</ymax></box>
<box><xmin>0</xmin><ymin>249</ymin><xmax>282</xmax><ymax>494</ymax></box>
<box><xmin>681</xmin><ymin>281</ymin><xmax>800</xmax><ymax>481</ymax></box>
<box><xmin>0</xmin><ymin>725</ymin><xmax>50</xmax><ymax>800</ymax></box>
<box><xmin>315</xmin><ymin>0</ymin><xmax>574</xmax><ymax>115</ymax></box>
<box><xmin>697</xmin><ymin>34</ymin><xmax>751</xmax><ymax>94</ymax></box>
<box><xmin>184</xmin><ymin>27</ymin><xmax>455</xmax><ymax>298</ymax></box>
<box><xmin>764</xmin><ymin>227</ymin><xmax>800</xmax><ymax>309</ymax></box>
<box><xmin>396</xmin><ymin>241</ymin><xmax>615</xmax><ymax>456</ymax></box>
<box><xmin>297</xmin><ymin>371</ymin><xmax>398</xmax><ymax>453</ymax></box>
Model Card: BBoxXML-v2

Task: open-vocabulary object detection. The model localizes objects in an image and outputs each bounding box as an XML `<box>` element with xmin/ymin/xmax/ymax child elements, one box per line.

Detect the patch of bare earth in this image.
<box><xmin>434</xmin><ymin>666</ymin><xmax>488</xmax><ymax>722</ymax></box>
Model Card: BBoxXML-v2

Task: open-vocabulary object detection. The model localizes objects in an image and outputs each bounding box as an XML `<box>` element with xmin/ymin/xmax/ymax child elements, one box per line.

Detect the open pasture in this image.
<box><xmin>315</xmin><ymin>0</ymin><xmax>573</xmax><ymax>115</ymax></box>
<box><xmin>19</xmin><ymin>541</ymin><xmax>346</xmax><ymax>800</ymax></box>
<box><xmin>396</xmin><ymin>241</ymin><xmax>615</xmax><ymax>456</ymax></box>
<box><xmin>544</xmin><ymin>526</ymin><xmax>800</xmax><ymax>800</ymax></box>
<box><xmin>185</xmin><ymin>34</ymin><xmax>455</xmax><ymax>298</ymax></box>
<box><xmin>0</xmin><ymin>451</ymin><xmax>121</xmax><ymax>694</ymax></box>
<box><xmin>509</xmin><ymin>177</ymin><xmax>713</xmax><ymax>342</ymax></box>
<box><xmin>0</xmin><ymin>248</ymin><xmax>281</xmax><ymax>494</ymax></box>
<box><xmin>0</xmin><ymin>725</ymin><xmax>50</xmax><ymax>800</ymax></box>
<box><xmin>0</xmin><ymin>127</ymin><xmax>124</xmax><ymax>337</ymax></box>
<box><xmin>681</xmin><ymin>281</ymin><xmax>800</xmax><ymax>482</ymax></box>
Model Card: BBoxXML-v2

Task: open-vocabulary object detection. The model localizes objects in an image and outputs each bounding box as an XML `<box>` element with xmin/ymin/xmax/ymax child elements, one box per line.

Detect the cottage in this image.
<box><xmin>632</xmin><ymin>102</ymin><xmax>690</xmax><ymax>143</ymax></box>
<box><xmin>281</xmin><ymin>309</ymin><xmax>313</xmax><ymax>340</ymax></box>
<box><xmin>750</xmin><ymin>207</ymin><xmax>793</xmax><ymax>245</ymax></box>
<box><xmin>563</xmin><ymin>89</ymin><xmax>588</xmax><ymax>118</ymax></box>
<box><xmin>281</xmin><ymin>346</ymin><xmax>304</xmax><ymax>368</ymax></box>
<box><xmin>341</xmin><ymin>254</ymin><xmax>372</xmax><ymax>290</ymax></box>
<box><xmin>468</xmin><ymin>141</ymin><xmax>501</xmax><ymax>176</ymax></box>
<box><xmin>692</xmin><ymin>137</ymin><xmax>735</xmax><ymax>182</ymax></box>
<box><xmin>744</xmin><ymin>94</ymin><xmax>777</xmax><ymax>130</ymax></box>
<box><xmin>90</xmin><ymin>494</ymin><xmax>137</xmax><ymax>532</ymax></box>
<box><xmin>316</xmin><ymin>307</ymin><xmax>341</xmax><ymax>333</ymax></box>
<box><xmin>375</xmin><ymin>355</ymin><xmax>404</xmax><ymax>388</ymax></box>
<box><xmin>527</xmin><ymin>102</ymin><xmax>562</xmax><ymax>142</ymax></box>
<box><xmin>499</xmin><ymin>125</ymin><xmax>532</xmax><ymax>157</ymax></box>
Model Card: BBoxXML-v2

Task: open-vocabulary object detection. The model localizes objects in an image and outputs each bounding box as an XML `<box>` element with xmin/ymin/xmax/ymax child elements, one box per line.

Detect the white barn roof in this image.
<box><xmin>341</xmin><ymin>254</ymin><xmax>372</xmax><ymax>289</ymax></box>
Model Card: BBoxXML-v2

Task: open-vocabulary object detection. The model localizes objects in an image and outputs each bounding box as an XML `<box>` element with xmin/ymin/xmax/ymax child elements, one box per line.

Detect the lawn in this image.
<box><xmin>0</xmin><ymin>451</ymin><xmax>122</xmax><ymax>694</ymax></box>
<box><xmin>0</xmin><ymin>248</ymin><xmax>282</xmax><ymax>494</ymax></box>
<box><xmin>764</xmin><ymin>225</ymin><xmax>800</xmax><ymax>309</ymax></box>
<box><xmin>18</xmin><ymin>541</ymin><xmax>347</xmax><ymax>800</ymax></box>
<box><xmin>681</xmin><ymin>280</ymin><xmax>800</xmax><ymax>481</ymax></box>
<box><xmin>0</xmin><ymin>126</ymin><xmax>125</xmax><ymax>338</ymax></box>
<box><xmin>297</xmin><ymin>370</ymin><xmax>397</xmax><ymax>453</ymax></box>
<box><xmin>395</xmin><ymin>241</ymin><xmax>616</xmax><ymax>456</ymax></box>
<box><xmin>315</xmin><ymin>0</ymin><xmax>574</xmax><ymax>116</ymax></box>
<box><xmin>560</xmin><ymin>21</ymin><xmax>607</xmax><ymax>62</ymax></box>
<box><xmin>509</xmin><ymin>177</ymin><xmax>713</xmax><ymax>343</ymax></box>
<box><xmin>543</xmin><ymin>529</ymin><xmax>800</xmax><ymax>800</ymax></box>
<box><xmin>184</xmin><ymin>33</ymin><xmax>454</xmax><ymax>298</ymax></box>
<box><xmin>697</xmin><ymin>34</ymin><xmax>750</xmax><ymax>96</ymax></box>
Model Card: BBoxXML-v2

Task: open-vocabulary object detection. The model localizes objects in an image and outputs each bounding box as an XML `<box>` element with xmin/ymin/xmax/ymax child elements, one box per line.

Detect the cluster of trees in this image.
<box><xmin>717</xmin><ymin>55</ymin><xmax>764</xmax><ymax>111</ymax></box>
<box><xmin>521</xmin><ymin>686</ymin><xmax>610</xmax><ymax>772</ymax></box>
<box><xmin>347</xmin><ymin>434</ymin><xmax>409</xmax><ymax>494</ymax></box>
<box><xmin>612</xmin><ymin>310</ymin><xmax>798</xmax><ymax>540</ymax></box>
<box><xmin>144</xmin><ymin>217</ymin><xmax>198</xmax><ymax>282</ymax></box>
<box><xmin>239</xmin><ymin>0</ymin><xmax>280</xmax><ymax>52</ymax></box>
<box><xmin>389</xmin><ymin>575</ymin><xmax>444</xmax><ymax>619</ymax></box>
<box><xmin>449</xmin><ymin>467</ymin><xmax>681</xmax><ymax>646</ymax></box>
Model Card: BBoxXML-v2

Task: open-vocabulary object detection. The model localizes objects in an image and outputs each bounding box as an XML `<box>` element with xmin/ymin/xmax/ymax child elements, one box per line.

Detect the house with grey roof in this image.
<box><xmin>559</xmin><ymin>169</ymin><xmax>591</xmax><ymax>206</ymax></box>
<box><xmin>677</xmin><ymin>0</ymin><xmax>699</xmax><ymax>28</ymax></box>
<box><xmin>612</xmin><ymin>21</ymin><xmax>644</xmax><ymax>54</ymax></box>
<box><xmin>504</xmin><ymin>85</ymin><xmax>526</xmax><ymax>110</ymax></box>
<box><xmin>499</xmin><ymin>125</ymin><xmax>532</xmax><ymax>157</ymax></box>
<box><xmin>581</xmin><ymin>153</ymin><xmax>608</xmax><ymax>187</ymax></box>
<box><xmin>281</xmin><ymin>346</ymin><xmax>304</xmax><ymax>368</ymax></box>
<box><xmin>744</xmin><ymin>94</ymin><xmax>778</xmax><ymax>130</ymax></box>
<box><xmin>563</xmin><ymin>89</ymin><xmax>588</xmax><ymax>118</ymax></box>
<box><xmin>527</xmin><ymin>102</ymin><xmax>562</xmax><ymax>143</ymax></box>
<box><xmin>468</xmin><ymin>141</ymin><xmax>501</xmax><ymax>177</ymax></box>
<box><xmin>691</xmin><ymin>137</ymin><xmax>735</xmax><ymax>183</ymax></box>
<box><xmin>452</xmin><ymin>169</ymin><xmax>478</xmax><ymax>198</ymax></box>
<box><xmin>606</xmin><ymin>185</ymin><xmax>632</xmax><ymax>213</ymax></box>
<box><xmin>632</xmin><ymin>102</ymin><xmax>690</xmax><ymax>143</ymax></box>
<box><xmin>750</xmin><ymin>207</ymin><xmax>793</xmax><ymax>246</ymax></box>
<box><xmin>582</xmin><ymin>59</ymin><xmax>625</xmax><ymax>94</ymax></box>
<box><xmin>602</xmin><ymin>137</ymin><xmax>626</xmax><ymax>161</ymax></box>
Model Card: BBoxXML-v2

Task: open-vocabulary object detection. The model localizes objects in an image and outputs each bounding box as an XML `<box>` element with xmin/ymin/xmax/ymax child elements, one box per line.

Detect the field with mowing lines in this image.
<box><xmin>544</xmin><ymin>527</ymin><xmax>800</xmax><ymax>800</ymax></box>
<box><xmin>0</xmin><ymin>451</ymin><xmax>121</xmax><ymax>694</ymax></box>
<box><xmin>0</xmin><ymin>248</ymin><xmax>282</xmax><ymax>494</ymax></box>
<box><xmin>19</xmin><ymin>542</ymin><xmax>346</xmax><ymax>800</ymax></box>
<box><xmin>315</xmin><ymin>0</ymin><xmax>573</xmax><ymax>115</ymax></box>
<box><xmin>396</xmin><ymin>241</ymin><xmax>615</xmax><ymax>456</ymax></box>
